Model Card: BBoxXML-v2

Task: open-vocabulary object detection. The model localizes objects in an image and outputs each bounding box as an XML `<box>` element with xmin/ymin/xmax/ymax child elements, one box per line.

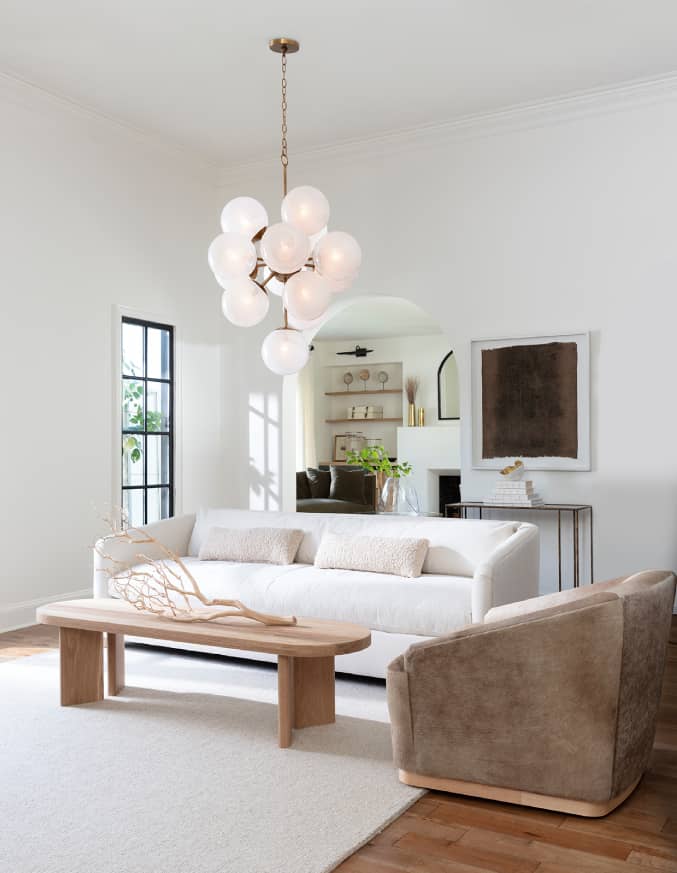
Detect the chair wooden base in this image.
<box><xmin>398</xmin><ymin>770</ymin><xmax>641</xmax><ymax>818</ymax></box>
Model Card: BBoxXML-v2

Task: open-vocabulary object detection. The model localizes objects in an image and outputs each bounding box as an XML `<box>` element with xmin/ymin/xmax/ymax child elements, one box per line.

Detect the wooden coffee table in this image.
<box><xmin>36</xmin><ymin>599</ymin><xmax>371</xmax><ymax>748</ymax></box>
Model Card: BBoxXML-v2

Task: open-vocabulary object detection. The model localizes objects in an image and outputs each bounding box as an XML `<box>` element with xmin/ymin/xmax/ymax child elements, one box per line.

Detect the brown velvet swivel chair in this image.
<box><xmin>387</xmin><ymin>570</ymin><xmax>675</xmax><ymax>816</ymax></box>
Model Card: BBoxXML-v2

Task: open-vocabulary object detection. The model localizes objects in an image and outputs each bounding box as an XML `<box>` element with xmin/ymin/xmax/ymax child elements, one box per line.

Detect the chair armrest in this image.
<box><xmin>394</xmin><ymin>593</ymin><xmax>624</xmax><ymax>803</ymax></box>
<box><xmin>93</xmin><ymin>514</ymin><xmax>196</xmax><ymax>597</ymax></box>
<box><xmin>471</xmin><ymin>522</ymin><xmax>539</xmax><ymax>620</ymax></box>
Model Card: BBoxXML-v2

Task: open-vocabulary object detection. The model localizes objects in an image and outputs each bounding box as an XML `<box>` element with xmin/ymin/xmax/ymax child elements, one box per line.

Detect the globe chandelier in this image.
<box><xmin>208</xmin><ymin>37</ymin><xmax>362</xmax><ymax>375</ymax></box>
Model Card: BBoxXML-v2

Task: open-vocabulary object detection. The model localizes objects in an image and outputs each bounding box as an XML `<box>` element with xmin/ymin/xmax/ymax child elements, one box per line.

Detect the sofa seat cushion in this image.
<box><xmin>112</xmin><ymin>558</ymin><xmax>473</xmax><ymax>637</ymax></box>
<box><xmin>296</xmin><ymin>498</ymin><xmax>374</xmax><ymax>514</ymax></box>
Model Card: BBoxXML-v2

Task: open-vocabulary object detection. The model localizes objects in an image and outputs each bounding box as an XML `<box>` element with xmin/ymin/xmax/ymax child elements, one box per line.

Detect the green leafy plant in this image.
<box><xmin>345</xmin><ymin>445</ymin><xmax>412</xmax><ymax>478</ymax></box>
<box><xmin>122</xmin><ymin>378</ymin><xmax>163</xmax><ymax>463</ymax></box>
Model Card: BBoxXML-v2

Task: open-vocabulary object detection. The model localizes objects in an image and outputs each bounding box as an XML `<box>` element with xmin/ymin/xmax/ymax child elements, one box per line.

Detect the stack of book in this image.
<box><xmin>348</xmin><ymin>405</ymin><xmax>383</xmax><ymax>420</ymax></box>
<box><xmin>484</xmin><ymin>479</ymin><xmax>544</xmax><ymax>506</ymax></box>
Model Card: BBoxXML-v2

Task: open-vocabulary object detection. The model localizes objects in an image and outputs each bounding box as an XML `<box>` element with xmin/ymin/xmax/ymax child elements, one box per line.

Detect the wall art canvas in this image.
<box><xmin>471</xmin><ymin>332</ymin><xmax>590</xmax><ymax>470</ymax></box>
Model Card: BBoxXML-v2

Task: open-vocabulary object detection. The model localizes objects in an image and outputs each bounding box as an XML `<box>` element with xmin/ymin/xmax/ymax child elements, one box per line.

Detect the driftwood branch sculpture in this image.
<box><xmin>95</xmin><ymin>512</ymin><xmax>297</xmax><ymax>627</ymax></box>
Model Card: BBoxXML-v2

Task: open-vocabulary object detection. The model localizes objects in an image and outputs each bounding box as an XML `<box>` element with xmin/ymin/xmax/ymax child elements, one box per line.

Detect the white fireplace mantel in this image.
<box><xmin>396</xmin><ymin>425</ymin><xmax>461</xmax><ymax>514</ymax></box>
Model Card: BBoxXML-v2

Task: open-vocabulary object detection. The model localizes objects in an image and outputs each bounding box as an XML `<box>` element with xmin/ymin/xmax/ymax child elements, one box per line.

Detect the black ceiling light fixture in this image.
<box><xmin>336</xmin><ymin>345</ymin><xmax>374</xmax><ymax>357</ymax></box>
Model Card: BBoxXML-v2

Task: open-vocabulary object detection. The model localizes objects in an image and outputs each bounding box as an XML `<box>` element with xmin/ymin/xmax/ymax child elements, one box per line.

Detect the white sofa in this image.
<box><xmin>93</xmin><ymin>508</ymin><xmax>539</xmax><ymax>678</ymax></box>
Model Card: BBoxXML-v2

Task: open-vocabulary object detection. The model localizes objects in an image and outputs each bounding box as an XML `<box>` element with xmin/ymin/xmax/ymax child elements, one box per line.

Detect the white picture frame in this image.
<box><xmin>471</xmin><ymin>332</ymin><xmax>590</xmax><ymax>471</ymax></box>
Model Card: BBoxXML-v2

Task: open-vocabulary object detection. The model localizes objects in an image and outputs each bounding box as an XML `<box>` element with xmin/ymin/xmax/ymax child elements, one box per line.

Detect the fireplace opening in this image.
<box><xmin>439</xmin><ymin>474</ymin><xmax>461</xmax><ymax>516</ymax></box>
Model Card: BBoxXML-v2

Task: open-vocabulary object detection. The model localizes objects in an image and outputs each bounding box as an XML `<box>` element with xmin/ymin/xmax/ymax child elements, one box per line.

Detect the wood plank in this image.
<box><xmin>37</xmin><ymin>599</ymin><xmax>371</xmax><ymax>657</ymax></box>
<box><xmin>59</xmin><ymin>627</ymin><xmax>103</xmax><ymax>706</ymax></box>
<box><xmin>293</xmin><ymin>656</ymin><xmax>335</xmax><ymax>728</ymax></box>
<box><xmin>277</xmin><ymin>655</ymin><xmax>293</xmax><ymax>749</ymax></box>
<box><xmin>393</xmin><ymin>831</ymin><xmax>539</xmax><ymax>873</ymax></box>
<box><xmin>107</xmin><ymin>632</ymin><xmax>125</xmax><ymax>696</ymax></box>
<box><xmin>325</xmin><ymin>389</ymin><xmax>403</xmax><ymax>396</ymax></box>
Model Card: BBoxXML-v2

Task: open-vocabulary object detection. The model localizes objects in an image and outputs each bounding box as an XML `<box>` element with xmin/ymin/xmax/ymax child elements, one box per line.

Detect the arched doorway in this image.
<box><xmin>282</xmin><ymin>295</ymin><xmax>461</xmax><ymax>515</ymax></box>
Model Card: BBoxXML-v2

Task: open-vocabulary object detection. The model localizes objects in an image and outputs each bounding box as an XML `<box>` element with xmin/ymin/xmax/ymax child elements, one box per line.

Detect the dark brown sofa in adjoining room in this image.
<box><xmin>296</xmin><ymin>466</ymin><xmax>376</xmax><ymax>513</ymax></box>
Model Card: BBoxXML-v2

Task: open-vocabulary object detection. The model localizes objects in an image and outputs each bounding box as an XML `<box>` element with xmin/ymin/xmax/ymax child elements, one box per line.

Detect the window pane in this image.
<box><xmin>122</xmin><ymin>380</ymin><xmax>144</xmax><ymax>430</ymax></box>
<box><xmin>122</xmin><ymin>322</ymin><xmax>144</xmax><ymax>377</ymax></box>
<box><xmin>146</xmin><ymin>381</ymin><xmax>170</xmax><ymax>432</ymax></box>
<box><xmin>123</xmin><ymin>489</ymin><xmax>144</xmax><ymax>528</ymax></box>
<box><xmin>147</xmin><ymin>435</ymin><xmax>170</xmax><ymax>485</ymax></box>
<box><xmin>122</xmin><ymin>434</ymin><xmax>144</xmax><ymax>486</ymax></box>
<box><xmin>147</xmin><ymin>328</ymin><xmax>170</xmax><ymax>380</ymax></box>
<box><xmin>147</xmin><ymin>487</ymin><xmax>170</xmax><ymax>523</ymax></box>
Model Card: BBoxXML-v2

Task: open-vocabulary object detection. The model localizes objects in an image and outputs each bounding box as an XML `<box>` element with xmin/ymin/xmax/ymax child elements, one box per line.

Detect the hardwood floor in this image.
<box><xmin>2</xmin><ymin>618</ymin><xmax>676</xmax><ymax>871</ymax></box>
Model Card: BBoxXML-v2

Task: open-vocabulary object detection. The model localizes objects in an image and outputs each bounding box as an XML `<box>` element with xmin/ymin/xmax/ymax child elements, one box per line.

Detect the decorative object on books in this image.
<box><xmin>471</xmin><ymin>333</ymin><xmax>590</xmax><ymax>470</ymax></box>
<box><xmin>405</xmin><ymin>376</ymin><xmax>419</xmax><ymax>427</ymax></box>
<box><xmin>500</xmin><ymin>459</ymin><xmax>525</xmax><ymax>480</ymax></box>
<box><xmin>95</xmin><ymin>517</ymin><xmax>297</xmax><ymax>626</ymax></box>
<box><xmin>358</xmin><ymin>368</ymin><xmax>370</xmax><ymax>390</ymax></box>
<box><xmin>378</xmin><ymin>476</ymin><xmax>421</xmax><ymax>515</ymax></box>
<box><xmin>343</xmin><ymin>371</ymin><xmax>354</xmax><ymax>387</ymax></box>
<box><xmin>208</xmin><ymin>38</ymin><xmax>361</xmax><ymax>376</ymax></box>
<box><xmin>377</xmin><ymin>370</ymin><xmax>389</xmax><ymax>389</ymax></box>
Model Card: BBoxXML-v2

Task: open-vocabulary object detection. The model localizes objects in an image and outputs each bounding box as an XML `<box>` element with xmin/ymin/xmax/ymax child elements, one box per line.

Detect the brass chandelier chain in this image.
<box><xmin>280</xmin><ymin>48</ymin><xmax>289</xmax><ymax>196</ymax></box>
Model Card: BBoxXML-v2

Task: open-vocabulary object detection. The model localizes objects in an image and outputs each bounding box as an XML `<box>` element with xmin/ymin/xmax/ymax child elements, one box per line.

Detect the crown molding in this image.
<box><xmin>0</xmin><ymin>69</ymin><xmax>217</xmax><ymax>184</ymax></box>
<box><xmin>215</xmin><ymin>72</ymin><xmax>677</xmax><ymax>188</ymax></box>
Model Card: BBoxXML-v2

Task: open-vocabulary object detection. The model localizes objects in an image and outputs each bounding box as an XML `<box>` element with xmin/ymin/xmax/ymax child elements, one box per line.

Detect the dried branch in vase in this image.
<box><xmin>405</xmin><ymin>376</ymin><xmax>420</xmax><ymax>404</ymax></box>
<box><xmin>95</xmin><ymin>511</ymin><xmax>297</xmax><ymax>627</ymax></box>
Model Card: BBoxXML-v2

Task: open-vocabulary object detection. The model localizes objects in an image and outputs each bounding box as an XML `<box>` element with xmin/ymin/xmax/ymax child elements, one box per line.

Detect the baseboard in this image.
<box><xmin>0</xmin><ymin>589</ymin><xmax>91</xmax><ymax>633</ymax></box>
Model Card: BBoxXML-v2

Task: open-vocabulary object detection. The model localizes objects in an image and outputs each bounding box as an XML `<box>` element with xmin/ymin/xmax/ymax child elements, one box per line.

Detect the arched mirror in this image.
<box><xmin>437</xmin><ymin>350</ymin><xmax>460</xmax><ymax>420</ymax></box>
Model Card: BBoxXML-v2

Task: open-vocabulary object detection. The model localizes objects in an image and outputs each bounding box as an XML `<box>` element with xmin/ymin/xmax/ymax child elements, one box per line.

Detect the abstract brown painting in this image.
<box><xmin>482</xmin><ymin>341</ymin><xmax>578</xmax><ymax>459</ymax></box>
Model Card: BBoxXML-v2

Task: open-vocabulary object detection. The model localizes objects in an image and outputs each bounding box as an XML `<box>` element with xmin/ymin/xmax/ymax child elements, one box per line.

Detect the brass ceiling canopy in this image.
<box><xmin>269</xmin><ymin>37</ymin><xmax>300</xmax><ymax>54</ymax></box>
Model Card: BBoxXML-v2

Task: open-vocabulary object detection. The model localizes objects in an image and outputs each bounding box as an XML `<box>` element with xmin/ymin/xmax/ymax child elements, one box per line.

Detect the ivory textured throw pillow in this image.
<box><xmin>314</xmin><ymin>533</ymin><xmax>428</xmax><ymax>578</ymax></box>
<box><xmin>199</xmin><ymin>527</ymin><xmax>304</xmax><ymax>565</ymax></box>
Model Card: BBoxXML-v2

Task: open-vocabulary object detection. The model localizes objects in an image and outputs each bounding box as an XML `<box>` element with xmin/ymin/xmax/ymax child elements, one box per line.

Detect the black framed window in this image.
<box><xmin>121</xmin><ymin>317</ymin><xmax>174</xmax><ymax>527</ymax></box>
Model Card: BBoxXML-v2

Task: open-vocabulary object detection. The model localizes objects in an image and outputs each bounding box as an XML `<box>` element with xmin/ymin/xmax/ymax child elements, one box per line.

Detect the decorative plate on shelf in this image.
<box><xmin>377</xmin><ymin>371</ymin><xmax>389</xmax><ymax>389</ymax></box>
<box><xmin>358</xmin><ymin>369</ymin><xmax>370</xmax><ymax>389</ymax></box>
<box><xmin>343</xmin><ymin>372</ymin><xmax>354</xmax><ymax>387</ymax></box>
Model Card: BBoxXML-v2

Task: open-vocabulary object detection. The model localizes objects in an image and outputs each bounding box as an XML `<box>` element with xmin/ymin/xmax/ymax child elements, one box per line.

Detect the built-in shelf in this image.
<box><xmin>324</xmin><ymin>389</ymin><xmax>403</xmax><ymax>397</ymax></box>
<box><xmin>325</xmin><ymin>417</ymin><xmax>403</xmax><ymax>424</ymax></box>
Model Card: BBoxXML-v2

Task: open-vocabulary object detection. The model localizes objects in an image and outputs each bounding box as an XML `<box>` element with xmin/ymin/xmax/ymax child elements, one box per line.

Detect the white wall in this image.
<box><xmin>215</xmin><ymin>83</ymin><xmax>677</xmax><ymax>594</ymax></box>
<box><xmin>0</xmin><ymin>80</ymin><xmax>235</xmax><ymax>630</ymax></box>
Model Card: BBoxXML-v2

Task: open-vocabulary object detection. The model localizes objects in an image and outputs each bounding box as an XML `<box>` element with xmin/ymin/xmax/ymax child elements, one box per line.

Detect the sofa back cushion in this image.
<box><xmin>188</xmin><ymin>508</ymin><xmax>520</xmax><ymax>577</ymax></box>
<box><xmin>306</xmin><ymin>468</ymin><xmax>331</xmax><ymax>498</ymax></box>
<box><xmin>329</xmin><ymin>466</ymin><xmax>367</xmax><ymax>505</ymax></box>
<box><xmin>296</xmin><ymin>471</ymin><xmax>312</xmax><ymax>500</ymax></box>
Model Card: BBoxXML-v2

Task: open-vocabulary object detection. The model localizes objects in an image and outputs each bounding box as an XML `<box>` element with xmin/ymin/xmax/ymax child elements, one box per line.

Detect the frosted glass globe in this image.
<box><xmin>287</xmin><ymin>310</ymin><xmax>327</xmax><ymax>331</ymax></box>
<box><xmin>221</xmin><ymin>278</ymin><xmax>269</xmax><ymax>327</ymax></box>
<box><xmin>260</xmin><ymin>222</ymin><xmax>309</xmax><ymax>275</ymax></box>
<box><xmin>313</xmin><ymin>231</ymin><xmax>361</xmax><ymax>281</ymax></box>
<box><xmin>281</xmin><ymin>186</ymin><xmax>330</xmax><ymax>236</ymax></box>
<box><xmin>261</xmin><ymin>328</ymin><xmax>309</xmax><ymax>375</ymax></box>
<box><xmin>283</xmin><ymin>271</ymin><xmax>331</xmax><ymax>322</ymax></box>
<box><xmin>208</xmin><ymin>232</ymin><xmax>257</xmax><ymax>281</ymax></box>
<box><xmin>220</xmin><ymin>197</ymin><xmax>268</xmax><ymax>238</ymax></box>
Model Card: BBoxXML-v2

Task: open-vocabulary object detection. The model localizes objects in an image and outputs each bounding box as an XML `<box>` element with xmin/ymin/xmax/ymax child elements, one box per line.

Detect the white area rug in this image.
<box><xmin>0</xmin><ymin>646</ymin><xmax>422</xmax><ymax>873</ymax></box>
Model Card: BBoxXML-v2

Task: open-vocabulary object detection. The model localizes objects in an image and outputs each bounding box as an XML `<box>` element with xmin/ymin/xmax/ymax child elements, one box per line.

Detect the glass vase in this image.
<box><xmin>378</xmin><ymin>476</ymin><xmax>420</xmax><ymax>515</ymax></box>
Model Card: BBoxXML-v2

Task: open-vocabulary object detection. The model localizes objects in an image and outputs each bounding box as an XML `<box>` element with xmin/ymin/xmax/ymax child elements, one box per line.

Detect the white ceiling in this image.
<box><xmin>315</xmin><ymin>297</ymin><xmax>442</xmax><ymax>341</ymax></box>
<box><xmin>2</xmin><ymin>1</ymin><xmax>677</xmax><ymax>166</ymax></box>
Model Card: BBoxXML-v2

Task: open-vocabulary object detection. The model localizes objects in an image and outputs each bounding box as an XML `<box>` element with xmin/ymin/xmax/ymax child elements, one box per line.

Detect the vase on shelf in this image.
<box><xmin>417</xmin><ymin>407</ymin><xmax>425</xmax><ymax>427</ymax></box>
<box><xmin>407</xmin><ymin>403</ymin><xmax>416</xmax><ymax>426</ymax></box>
<box><xmin>378</xmin><ymin>476</ymin><xmax>420</xmax><ymax>515</ymax></box>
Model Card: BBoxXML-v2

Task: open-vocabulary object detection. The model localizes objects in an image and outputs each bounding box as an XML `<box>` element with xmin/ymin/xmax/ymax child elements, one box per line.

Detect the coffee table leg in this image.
<box><xmin>60</xmin><ymin>627</ymin><xmax>103</xmax><ymax>706</ymax></box>
<box><xmin>278</xmin><ymin>655</ymin><xmax>294</xmax><ymax>748</ymax></box>
<box><xmin>293</xmin><ymin>656</ymin><xmax>335</xmax><ymax>729</ymax></box>
<box><xmin>107</xmin><ymin>633</ymin><xmax>125</xmax><ymax>696</ymax></box>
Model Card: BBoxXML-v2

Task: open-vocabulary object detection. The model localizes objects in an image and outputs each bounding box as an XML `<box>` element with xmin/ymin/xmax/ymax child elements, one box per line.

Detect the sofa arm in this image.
<box><xmin>397</xmin><ymin>592</ymin><xmax>624</xmax><ymax>803</ymax></box>
<box><xmin>93</xmin><ymin>514</ymin><xmax>196</xmax><ymax>597</ymax></box>
<box><xmin>471</xmin><ymin>522</ymin><xmax>539</xmax><ymax>621</ymax></box>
